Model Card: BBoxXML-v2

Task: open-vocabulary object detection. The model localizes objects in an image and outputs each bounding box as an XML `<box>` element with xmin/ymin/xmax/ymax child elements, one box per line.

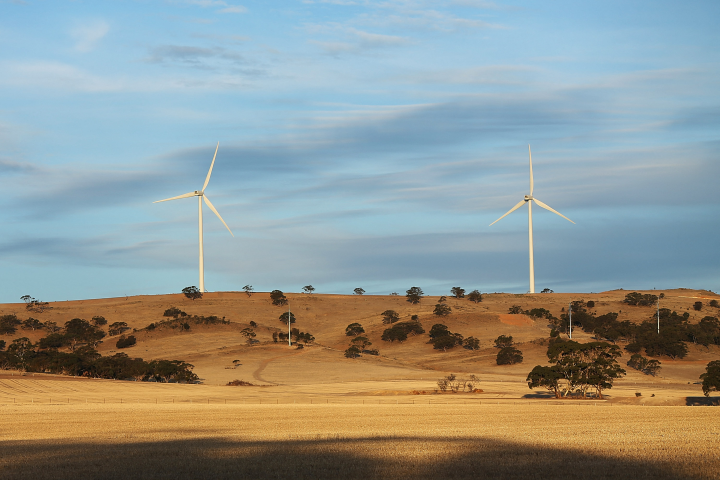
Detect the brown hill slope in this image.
<box><xmin>1</xmin><ymin>289</ymin><xmax>719</xmax><ymax>398</ymax></box>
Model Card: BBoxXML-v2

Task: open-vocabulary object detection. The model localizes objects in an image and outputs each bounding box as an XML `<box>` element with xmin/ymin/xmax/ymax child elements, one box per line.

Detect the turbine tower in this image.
<box><xmin>154</xmin><ymin>142</ymin><xmax>234</xmax><ymax>292</ymax></box>
<box><xmin>489</xmin><ymin>145</ymin><xmax>574</xmax><ymax>293</ymax></box>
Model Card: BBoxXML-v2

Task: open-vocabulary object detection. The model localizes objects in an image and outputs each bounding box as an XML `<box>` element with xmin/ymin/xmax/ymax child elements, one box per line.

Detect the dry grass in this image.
<box><xmin>1</xmin><ymin>402</ymin><xmax>719</xmax><ymax>479</ymax></box>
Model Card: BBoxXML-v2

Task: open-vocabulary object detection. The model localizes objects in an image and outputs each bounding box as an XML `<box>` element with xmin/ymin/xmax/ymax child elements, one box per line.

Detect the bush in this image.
<box><xmin>108</xmin><ymin>322</ymin><xmax>129</xmax><ymax>336</ymax></box>
<box><xmin>508</xmin><ymin>305</ymin><xmax>523</xmax><ymax>314</ymax></box>
<box><xmin>345</xmin><ymin>345</ymin><xmax>361</xmax><ymax>358</ymax></box>
<box><xmin>227</xmin><ymin>379</ymin><xmax>255</xmax><ymax>386</ymax></box>
<box><xmin>163</xmin><ymin>307</ymin><xmax>187</xmax><ymax>318</ymax></box>
<box><xmin>587</xmin><ymin>301</ymin><xmax>595</xmax><ymax>308</ymax></box>
<box><xmin>694</xmin><ymin>301</ymin><xmax>703</xmax><ymax>311</ymax></box>
<box><xmin>496</xmin><ymin>346</ymin><xmax>523</xmax><ymax>365</ymax></box>
<box><xmin>451</xmin><ymin>287</ymin><xmax>465</xmax><ymax>299</ymax></box>
<box><xmin>92</xmin><ymin>316</ymin><xmax>107</xmax><ymax>326</ymax></box>
<box><xmin>345</xmin><ymin>323</ymin><xmax>365</xmax><ymax>336</ymax></box>
<box><xmin>116</xmin><ymin>335</ymin><xmax>137</xmax><ymax>349</ymax></box>
<box><xmin>433</xmin><ymin>304</ymin><xmax>452</xmax><ymax>316</ymax></box>
<box><xmin>182</xmin><ymin>286</ymin><xmax>203</xmax><ymax>300</ymax></box>
<box><xmin>494</xmin><ymin>335</ymin><xmax>513</xmax><ymax>348</ymax></box>
<box><xmin>270</xmin><ymin>290</ymin><xmax>287</xmax><ymax>306</ymax></box>
<box><xmin>710</xmin><ymin>300</ymin><xmax>719</xmax><ymax>308</ymax></box>
<box><xmin>467</xmin><ymin>290</ymin><xmax>482</xmax><ymax>303</ymax></box>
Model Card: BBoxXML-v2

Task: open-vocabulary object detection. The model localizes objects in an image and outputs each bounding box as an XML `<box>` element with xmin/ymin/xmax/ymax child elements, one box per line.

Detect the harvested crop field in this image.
<box><xmin>1</xmin><ymin>402</ymin><xmax>719</xmax><ymax>480</ymax></box>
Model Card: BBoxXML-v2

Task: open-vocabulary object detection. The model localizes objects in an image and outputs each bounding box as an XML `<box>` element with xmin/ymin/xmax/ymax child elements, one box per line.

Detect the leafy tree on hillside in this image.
<box><xmin>541</xmin><ymin>288</ymin><xmax>554</xmax><ymax>293</ymax></box>
<box><xmin>508</xmin><ymin>305</ymin><xmax>523</xmax><ymax>314</ymax></box>
<box><xmin>627</xmin><ymin>353</ymin><xmax>661</xmax><ymax>376</ymax></box>
<box><xmin>108</xmin><ymin>322</ymin><xmax>129</xmax><ymax>336</ymax></box>
<box><xmin>688</xmin><ymin>316</ymin><xmax>720</xmax><ymax>346</ymax></box>
<box><xmin>163</xmin><ymin>307</ymin><xmax>187</xmax><ymax>318</ymax></box>
<box><xmin>586</xmin><ymin>301</ymin><xmax>595</xmax><ymax>309</ymax></box>
<box><xmin>494</xmin><ymin>335</ymin><xmax>513</xmax><ymax>348</ymax></box>
<box><xmin>710</xmin><ymin>299</ymin><xmax>719</xmax><ymax>308</ymax></box>
<box><xmin>279</xmin><ymin>312</ymin><xmax>296</xmax><ymax>325</ymax></box>
<box><xmin>467</xmin><ymin>290</ymin><xmax>482</xmax><ymax>303</ymax></box>
<box><xmin>6</xmin><ymin>338</ymin><xmax>34</xmax><ymax>370</ymax></box>
<box><xmin>381</xmin><ymin>310</ymin><xmax>400</xmax><ymax>324</ymax></box>
<box><xmin>463</xmin><ymin>337</ymin><xmax>480</xmax><ymax>350</ymax></box>
<box><xmin>344</xmin><ymin>345</ymin><xmax>361</xmax><ymax>358</ymax></box>
<box><xmin>544</xmin><ymin>340</ymin><xmax>626</xmax><ymax>398</ymax></box>
<box><xmin>302</xmin><ymin>285</ymin><xmax>315</xmax><ymax>294</ymax></box>
<box><xmin>64</xmin><ymin>318</ymin><xmax>105</xmax><ymax>351</ymax></box>
<box><xmin>406</xmin><ymin>287</ymin><xmax>424</xmax><ymax>304</ymax></box>
<box><xmin>240</xmin><ymin>327</ymin><xmax>256</xmax><ymax>345</ymax></box>
<box><xmin>381</xmin><ymin>321</ymin><xmax>425</xmax><ymax>343</ymax></box>
<box><xmin>345</xmin><ymin>323</ymin><xmax>365</xmax><ymax>336</ymax></box>
<box><xmin>92</xmin><ymin>316</ymin><xmax>107</xmax><ymax>326</ymax></box>
<box><xmin>0</xmin><ymin>314</ymin><xmax>21</xmax><ymax>335</ymax></box>
<box><xmin>700</xmin><ymin>360</ymin><xmax>720</xmax><ymax>397</ymax></box>
<box><xmin>623</xmin><ymin>292</ymin><xmax>657</xmax><ymax>306</ymax></box>
<box><xmin>21</xmin><ymin>295</ymin><xmax>50</xmax><ymax>313</ymax></box>
<box><xmin>451</xmin><ymin>287</ymin><xmax>465</xmax><ymax>299</ymax></box>
<box><xmin>432</xmin><ymin>334</ymin><xmax>463</xmax><ymax>351</ymax></box>
<box><xmin>243</xmin><ymin>285</ymin><xmax>254</xmax><ymax>296</ymax></box>
<box><xmin>182</xmin><ymin>286</ymin><xmax>203</xmax><ymax>300</ymax></box>
<box><xmin>429</xmin><ymin>324</ymin><xmax>450</xmax><ymax>339</ymax></box>
<box><xmin>116</xmin><ymin>335</ymin><xmax>137</xmax><ymax>349</ymax></box>
<box><xmin>21</xmin><ymin>318</ymin><xmax>44</xmax><ymax>331</ymax></box>
<box><xmin>353</xmin><ymin>288</ymin><xmax>365</xmax><ymax>295</ymax></box>
<box><xmin>433</xmin><ymin>303</ymin><xmax>452</xmax><ymax>316</ymax></box>
<box><xmin>351</xmin><ymin>336</ymin><xmax>372</xmax><ymax>351</ymax></box>
<box><xmin>0</xmin><ymin>340</ymin><xmax>5</xmax><ymax>351</ymax></box>
<box><xmin>527</xmin><ymin>365</ymin><xmax>564</xmax><ymax>398</ymax></box>
<box><xmin>497</xmin><ymin>346</ymin><xmax>523</xmax><ymax>365</ymax></box>
<box><xmin>694</xmin><ymin>301</ymin><xmax>703</xmax><ymax>311</ymax></box>
<box><xmin>270</xmin><ymin>290</ymin><xmax>288</xmax><ymax>306</ymax></box>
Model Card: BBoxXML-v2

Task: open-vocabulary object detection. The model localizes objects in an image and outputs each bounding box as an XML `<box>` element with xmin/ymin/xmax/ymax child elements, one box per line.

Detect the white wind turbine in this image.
<box><xmin>489</xmin><ymin>145</ymin><xmax>574</xmax><ymax>293</ymax></box>
<box><xmin>154</xmin><ymin>142</ymin><xmax>234</xmax><ymax>292</ymax></box>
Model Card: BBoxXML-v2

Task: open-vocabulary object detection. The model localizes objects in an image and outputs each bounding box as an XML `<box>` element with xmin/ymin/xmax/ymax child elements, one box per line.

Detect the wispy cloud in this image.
<box><xmin>70</xmin><ymin>20</ymin><xmax>110</xmax><ymax>52</ymax></box>
<box><xmin>183</xmin><ymin>0</ymin><xmax>247</xmax><ymax>14</ymax></box>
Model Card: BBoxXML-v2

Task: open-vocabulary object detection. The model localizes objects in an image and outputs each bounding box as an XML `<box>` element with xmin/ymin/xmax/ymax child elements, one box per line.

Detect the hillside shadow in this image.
<box><xmin>0</xmin><ymin>436</ymin><xmax>701</xmax><ymax>480</ymax></box>
<box><xmin>685</xmin><ymin>396</ymin><xmax>720</xmax><ymax>406</ymax></box>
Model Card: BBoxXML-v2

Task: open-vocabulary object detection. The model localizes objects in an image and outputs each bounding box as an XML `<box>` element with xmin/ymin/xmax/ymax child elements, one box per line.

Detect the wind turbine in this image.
<box><xmin>489</xmin><ymin>145</ymin><xmax>574</xmax><ymax>293</ymax></box>
<box><xmin>154</xmin><ymin>142</ymin><xmax>234</xmax><ymax>292</ymax></box>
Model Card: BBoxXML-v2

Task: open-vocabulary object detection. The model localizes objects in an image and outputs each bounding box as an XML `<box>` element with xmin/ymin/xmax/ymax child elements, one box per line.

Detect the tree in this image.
<box><xmin>249</xmin><ymin>321</ymin><xmax>257</xmax><ymax>328</ymax></box>
<box><xmin>433</xmin><ymin>304</ymin><xmax>452</xmax><ymax>316</ymax></box>
<box><xmin>467</xmin><ymin>290</ymin><xmax>482</xmax><ymax>303</ymax></box>
<box><xmin>623</xmin><ymin>292</ymin><xmax>657</xmax><ymax>306</ymax></box>
<box><xmin>21</xmin><ymin>295</ymin><xmax>50</xmax><ymax>313</ymax></box>
<box><xmin>627</xmin><ymin>353</ymin><xmax>662</xmax><ymax>376</ymax></box>
<box><xmin>21</xmin><ymin>318</ymin><xmax>44</xmax><ymax>331</ymax></box>
<box><xmin>351</xmin><ymin>336</ymin><xmax>372</xmax><ymax>351</ymax></box>
<box><xmin>431</xmin><ymin>334</ymin><xmax>462</xmax><ymax>351</ymax></box>
<box><xmin>586</xmin><ymin>301</ymin><xmax>595</xmax><ymax>308</ymax></box>
<box><xmin>0</xmin><ymin>340</ymin><xmax>5</xmax><ymax>351</ymax></box>
<box><xmin>694</xmin><ymin>301</ymin><xmax>703</xmax><ymax>311</ymax></box>
<box><xmin>92</xmin><ymin>316</ymin><xmax>107</xmax><ymax>326</ymax></box>
<box><xmin>163</xmin><ymin>307</ymin><xmax>187</xmax><ymax>318</ymax></box>
<box><xmin>302</xmin><ymin>285</ymin><xmax>315</xmax><ymax>294</ymax></box>
<box><xmin>463</xmin><ymin>337</ymin><xmax>480</xmax><ymax>350</ymax></box>
<box><xmin>354</xmin><ymin>288</ymin><xmax>365</xmax><ymax>295</ymax></box>
<box><xmin>240</xmin><ymin>327</ymin><xmax>256</xmax><ymax>345</ymax></box>
<box><xmin>494</xmin><ymin>335</ymin><xmax>513</xmax><ymax>348</ymax></box>
<box><xmin>0</xmin><ymin>314</ymin><xmax>21</xmax><ymax>335</ymax></box>
<box><xmin>344</xmin><ymin>345</ymin><xmax>361</xmax><ymax>358</ymax></box>
<box><xmin>406</xmin><ymin>287</ymin><xmax>424</xmax><ymax>304</ymax></box>
<box><xmin>64</xmin><ymin>318</ymin><xmax>105</xmax><ymax>351</ymax></box>
<box><xmin>700</xmin><ymin>360</ymin><xmax>720</xmax><ymax>397</ymax></box>
<box><xmin>546</xmin><ymin>340</ymin><xmax>626</xmax><ymax>398</ymax></box>
<box><xmin>116</xmin><ymin>335</ymin><xmax>137</xmax><ymax>349</ymax></box>
<box><xmin>44</xmin><ymin>321</ymin><xmax>60</xmax><ymax>333</ymax></box>
<box><xmin>527</xmin><ymin>365</ymin><xmax>563</xmax><ymax>398</ymax></box>
<box><xmin>508</xmin><ymin>305</ymin><xmax>523</xmax><ymax>314</ymax></box>
<box><xmin>345</xmin><ymin>323</ymin><xmax>365</xmax><ymax>336</ymax></box>
<box><xmin>279</xmin><ymin>312</ymin><xmax>296</xmax><ymax>324</ymax></box>
<box><xmin>108</xmin><ymin>321</ymin><xmax>129</xmax><ymax>336</ymax></box>
<box><xmin>182</xmin><ymin>286</ymin><xmax>203</xmax><ymax>300</ymax></box>
<box><xmin>270</xmin><ymin>290</ymin><xmax>288</xmax><ymax>306</ymax></box>
<box><xmin>381</xmin><ymin>321</ymin><xmax>425</xmax><ymax>343</ymax></box>
<box><xmin>451</xmin><ymin>287</ymin><xmax>465</xmax><ymax>299</ymax></box>
<box><xmin>541</xmin><ymin>288</ymin><xmax>554</xmax><ymax>293</ymax></box>
<box><xmin>7</xmin><ymin>338</ymin><xmax>34</xmax><ymax>370</ymax></box>
<box><xmin>381</xmin><ymin>310</ymin><xmax>400</xmax><ymax>324</ymax></box>
<box><xmin>242</xmin><ymin>285</ymin><xmax>254</xmax><ymax>297</ymax></box>
<box><xmin>429</xmin><ymin>324</ymin><xmax>450</xmax><ymax>339</ymax></box>
<box><xmin>497</xmin><ymin>346</ymin><xmax>523</xmax><ymax>365</ymax></box>
<box><xmin>710</xmin><ymin>299</ymin><xmax>719</xmax><ymax>308</ymax></box>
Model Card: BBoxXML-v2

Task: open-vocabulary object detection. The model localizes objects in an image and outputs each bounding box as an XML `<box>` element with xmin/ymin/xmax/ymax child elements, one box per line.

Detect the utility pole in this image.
<box><xmin>569</xmin><ymin>302</ymin><xmax>572</xmax><ymax>339</ymax></box>
<box><xmin>657</xmin><ymin>298</ymin><xmax>660</xmax><ymax>334</ymax></box>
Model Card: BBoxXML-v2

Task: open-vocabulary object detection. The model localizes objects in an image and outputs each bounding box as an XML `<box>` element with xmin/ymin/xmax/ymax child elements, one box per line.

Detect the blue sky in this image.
<box><xmin>1</xmin><ymin>0</ymin><xmax>718</xmax><ymax>302</ymax></box>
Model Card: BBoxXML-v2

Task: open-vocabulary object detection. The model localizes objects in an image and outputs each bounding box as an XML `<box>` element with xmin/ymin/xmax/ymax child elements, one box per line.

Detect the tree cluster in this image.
<box><xmin>21</xmin><ymin>295</ymin><xmax>51</xmax><ymax>313</ymax></box>
<box><xmin>622</xmin><ymin>292</ymin><xmax>658</xmax><ymax>306</ymax></box>
<box><xmin>428</xmin><ymin>324</ymin><xmax>464</xmax><ymax>351</ymax></box>
<box><xmin>344</xmin><ymin>329</ymin><xmax>378</xmax><ymax>358</ymax></box>
<box><xmin>527</xmin><ymin>340</ymin><xmax>626</xmax><ymax>399</ymax></box>
<box><xmin>493</xmin><ymin>335</ymin><xmax>523</xmax><ymax>365</ymax></box>
<box><xmin>275</xmin><ymin>327</ymin><xmax>314</xmax><ymax>345</ymax></box>
<box><xmin>381</xmin><ymin>321</ymin><xmax>425</xmax><ymax>343</ymax></box>
<box><xmin>436</xmin><ymin>373</ymin><xmax>480</xmax><ymax>393</ymax></box>
<box><xmin>626</xmin><ymin>353</ymin><xmax>661</xmax><ymax>376</ymax></box>
<box><xmin>144</xmin><ymin>312</ymin><xmax>229</xmax><ymax>333</ymax></box>
<box><xmin>116</xmin><ymin>335</ymin><xmax>137</xmax><ymax>349</ymax></box>
<box><xmin>270</xmin><ymin>290</ymin><xmax>288</xmax><ymax>306</ymax></box>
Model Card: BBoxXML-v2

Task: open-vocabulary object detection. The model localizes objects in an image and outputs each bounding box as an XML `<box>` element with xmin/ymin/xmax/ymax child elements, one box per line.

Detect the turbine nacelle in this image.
<box><xmin>194</xmin><ymin>191</ymin><xmax>203</xmax><ymax>196</ymax></box>
<box><xmin>524</xmin><ymin>195</ymin><xmax>533</xmax><ymax>201</ymax></box>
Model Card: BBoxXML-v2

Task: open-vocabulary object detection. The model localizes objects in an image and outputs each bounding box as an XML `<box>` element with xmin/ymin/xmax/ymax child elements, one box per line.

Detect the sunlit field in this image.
<box><xmin>1</xmin><ymin>400</ymin><xmax>719</xmax><ymax>480</ymax></box>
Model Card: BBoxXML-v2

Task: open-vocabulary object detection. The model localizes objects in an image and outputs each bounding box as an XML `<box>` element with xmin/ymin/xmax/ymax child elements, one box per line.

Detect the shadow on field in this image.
<box><xmin>685</xmin><ymin>396</ymin><xmax>720</xmax><ymax>406</ymax></box>
<box><xmin>0</xmin><ymin>436</ymin><xmax>697</xmax><ymax>480</ymax></box>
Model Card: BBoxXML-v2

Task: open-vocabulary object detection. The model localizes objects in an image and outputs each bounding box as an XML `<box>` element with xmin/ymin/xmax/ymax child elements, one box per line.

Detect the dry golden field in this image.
<box><xmin>1</xmin><ymin>400</ymin><xmax>719</xmax><ymax>479</ymax></box>
<box><xmin>1</xmin><ymin>289</ymin><xmax>720</xmax><ymax>478</ymax></box>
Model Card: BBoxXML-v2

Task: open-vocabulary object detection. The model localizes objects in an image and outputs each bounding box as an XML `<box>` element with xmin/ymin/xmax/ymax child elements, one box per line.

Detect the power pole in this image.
<box><xmin>657</xmin><ymin>298</ymin><xmax>660</xmax><ymax>334</ymax></box>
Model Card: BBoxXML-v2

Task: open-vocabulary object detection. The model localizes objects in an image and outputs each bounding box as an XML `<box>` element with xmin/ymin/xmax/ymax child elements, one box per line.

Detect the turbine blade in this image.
<box><xmin>153</xmin><ymin>191</ymin><xmax>196</xmax><ymax>203</ymax></box>
<box><xmin>533</xmin><ymin>198</ymin><xmax>575</xmax><ymax>224</ymax></box>
<box><xmin>529</xmin><ymin>144</ymin><xmax>534</xmax><ymax>196</ymax></box>
<box><xmin>202</xmin><ymin>142</ymin><xmax>219</xmax><ymax>192</ymax></box>
<box><xmin>203</xmin><ymin>195</ymin><xmax>234</xmax><ymax>236</ymax></box>
<box><xmin>489</xmin><ymin>200</ymin><xmax>526</xmax><ymax>226</ymax></box>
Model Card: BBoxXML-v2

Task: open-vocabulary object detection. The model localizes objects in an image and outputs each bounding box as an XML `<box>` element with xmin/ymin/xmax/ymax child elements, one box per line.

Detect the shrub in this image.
<box><xmin>92</xmin><ymin>316</ymin><xmax>107</xmax><ymax>326</ymax></box>
<box><xmin>508</xmin><ymin>305</ymin><xmax>523</xmax><ymax>314</ymax></box>
<box><xmin>587</xmin><ymin>301</ymin><xmax>595</xmax><ymax>308</ymax></box>
<box><xmin>496</xmin><ymin>346</ymin><xmax>523</xmax><ymax>365</ymax></box>
<box><xmin>163</xmin><ymin>307</ymin><xmax>187</xmax><ymax>318</ymax></box>
<box><xmin>451</xmin><ymin>287</ymin><xmax>465</xmax><ymax>298</ymax></box>
<box><xmin>345</xmin><ymin>323</ymin><xmax>365</xmax><ymax>336</ymax></box>
<box><xmin>467</xmin><ymin>290</ymin><xmax>482</xmax><ymax>303</ymax></box>
<box><xmin>433</xmin><ymin>304</ymin><xmax>452</xmax><ymax>316</ymax></box>
<box><xmin>0</xmin><ymin>314</ymin><xmax>21</xmax><ymax>335</ymax></box>
<box><xmin>227</xmin><ymin>379</ymin><xmax>255</xmax><ymax>386</ymax></box>
<box><xmin>249</xmin><ymin>321</ymin><xmax>257</xmax><ymax>328</ymax></box>
<box><xmin>694</xmin><ymin>301</ymin><xmax>703</xmax><ymax>311</ymax></box>
<box><xmin>182</xmin><ymin>286</ymin><xmax>203</xmax><ymax>300</ymax></box>
<box><xmin>381</xmin><ymin>310</ymin><xmax>400</xmax><ymax>324</ymax></box>
<box><xmin>406</xmin><ymin>287</ymin><xmax>424</xmax><ymax>304</ymax></box>
<box><xmin>270</xmin><ymin>290</ymin><xmax>287</xmax><ymax>306</ymax></box>
<box><xmin>116</xmin><ymin>335</ymin><xmax>137</xmax><ymax>349</ymax></box>
<box><xmin>365</xmin><ymin>349</ymin><xmax>379</xmax><ymax>356</ymax></box>
<box><xmin>710</xmin><ymin>299</ymin><xmax>719</xmax><ymax>308</ymax></box>
<box><xmin>344</xmin><ymin>346</ymin><xmax>361</xmax><ymax>358</ymax></box>
<box><xmin>108</xmin><ymin>322</ymin><xmax>129</xmax><ymax>336</ymax></box>
<box><xmin>494</xmin><ymin>335</ymin><xmax>513</xmax><ymax>348</ymax></box>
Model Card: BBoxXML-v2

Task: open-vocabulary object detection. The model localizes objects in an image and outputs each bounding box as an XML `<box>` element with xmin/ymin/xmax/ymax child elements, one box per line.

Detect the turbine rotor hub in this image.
<box><xmin>524</xmin><ymin>195</ymin><xmax>533</xmax><ymax>201</ymax></box>
<box><xmin>195</xmin><ymin>191</ymin><xmax>203</xmax><ymax>196</ymax></box>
